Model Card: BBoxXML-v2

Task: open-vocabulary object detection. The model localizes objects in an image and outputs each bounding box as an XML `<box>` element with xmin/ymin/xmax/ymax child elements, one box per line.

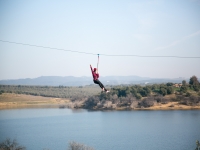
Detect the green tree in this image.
<box><xmin>189</xmin><ymin>75</ymin><xmax>199</xmax><ymax>85</ymax></box>
<box><xmin>189</xmin><ymin>76</ymin><xmax>200</xmax><ymax>91</ymax></box>
<box><xmin>193</xmin><ymin>85</ymin><xmax>199</xmax><ymax>92</ymax></box>
<box><xmin>139</xmin><ymin>89</ymin><xmax>147</xmax><ymax>97</ymax></box>
<box><xmin>166</xmin><ymin>82</ymin><xmax>173</xmax><ymax>86</ymax></box>
<box><xmin>182</xmin><ymin>80</ymin><xmax>187</xmax><ymax>86</ymax></box>
<box><xmin>118</xmin><ymin>88</ymin><xmax>126</xmax><ymax>97</ymax></box>
<box><xmin>166</xmin><ymin>86</ymin><xmax>174</xmax><ymax>94</ymax></box>
<box><xmin>180</xmin><ymin>86</ymin><xmax>187</xmax><ymax>93</ymax></box>
<box><xmin>135</xmin><ymin>93</ymin><xmax>142</xmax><ymax>99</ymax></box>
<box><xmin>160</xmin><ymin>88</ymin><xmax>167</xmax><ymax>96</ymax></box>
<box><xmin>143</xmin><ymin>86</ymin><xmax>151</xmax><ymax>95</ymax></box>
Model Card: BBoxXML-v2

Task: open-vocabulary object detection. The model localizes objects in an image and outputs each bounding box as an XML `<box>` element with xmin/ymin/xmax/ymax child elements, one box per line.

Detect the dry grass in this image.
<box><xmin>0</xmin><ymin>93</ymin><xmax>70</xmax><ymax>109</ymax></box>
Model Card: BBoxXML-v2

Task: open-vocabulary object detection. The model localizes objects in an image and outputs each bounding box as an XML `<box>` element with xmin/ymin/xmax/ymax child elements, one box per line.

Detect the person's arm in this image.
<box><xmin>90</xmin><ymin>65</ymin><xmax>95</xmax><ymax>79</ymax></box>
<box><xmin>90</xmin><ymin>65</ymin><xmax>93</xmax><ymax>72</ymax></box>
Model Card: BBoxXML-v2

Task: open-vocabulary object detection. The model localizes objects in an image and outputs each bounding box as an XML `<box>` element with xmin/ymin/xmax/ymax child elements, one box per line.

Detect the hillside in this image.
<box><xmin>0</xmin><ymin>76</ymin><xmax>187</xmax><ymax>86</ymax></box>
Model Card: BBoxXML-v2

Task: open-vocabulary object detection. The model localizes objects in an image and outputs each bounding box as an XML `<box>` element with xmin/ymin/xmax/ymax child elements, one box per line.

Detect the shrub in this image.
<box><xmin>193</xmin><ymin>85</ymin><xmax>200</xmax><ymax>92</ymax></box>
<box><xmin>177</xmin><ymin>95</ymin><xmax>184</xmax><ymax>100</ymax></box>
<box><xmin>0</xmin><ymin>138</ymin><xmax>26</xmax><ymax>150</ymax></box>
<box><xmin>189</xmin><ymin>96</ymin><xmax>200</xmax><ymax>105</ymax></box>
<box><xmin>179</xmin><ymin>96</ymin><xmax>200</xmax><ymax>106</ymax></box>
<box><xmin>160</xmin><ymin>98</ymin><xmax>170</xmax><ymax>104</ymax></box>
<box><xmin>166</xmin><ymin>86</ymin><xmax>174</xmax><ymax>94</ymax></box>
<box><xmin>110</xmin><ymin>94</ymin><xmax>119</xmax><ymax>104</ymax></box>
<box><xmin>180</xmin><ymin>86</ymin><xmax>187</xmax><ymax>93</ymax></box>
<box><xmin>84</xmin><ymin>96</ymin><xmax>99</xmax><ymax>109</ymax></box>
<box><xmin>138</xmin><ymin>97</ymin><xmax>155</xmax><ymax>108</ymax></box>
<box><xmin>154</xmin><ymin>95</ymin><xmax>169</xmax><ymax>104</ymax></box>
<box><xmin>160</xmin><ymin>88</ymin><xmax>167</xmax><ymax>96</ymax></box>
<box><xmin>135</xmin><ymin>93</ymin><xmax>142</xmax><ymax>99</ymax></box>
<box><xmin>186</xmin><ymin>92</ymin><xmax>191</xmax><ymax>97</ymax></box>
<box><xmin>118</xmin><ymin>97</ymin><xmax>130</xmax><ymax>107</ymax></box>
<box><xmin>179</xmin><ymin>97</ymin><xmax>190</xmax><ymax>105</ymax></box>
<box><xmin>68</xmin><ymin>141</ymin><xmax>95</xmax><ymax>150</ymax></box>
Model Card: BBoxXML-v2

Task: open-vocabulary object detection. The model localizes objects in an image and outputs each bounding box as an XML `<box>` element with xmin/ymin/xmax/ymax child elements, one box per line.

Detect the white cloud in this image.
<box><xmin>155</xmin><ymin>30</ymin><xmax>200</xmax><ymax>50</ymax></box>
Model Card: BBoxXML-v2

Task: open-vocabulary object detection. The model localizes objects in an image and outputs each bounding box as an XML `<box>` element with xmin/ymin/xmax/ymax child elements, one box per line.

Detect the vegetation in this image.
<box><xmin>83</xmin><ymin>76</ymin><xmax>200</xmax><ymax>109</ymax></box>
<box><xmin>195</xmin><ymin>140</ymin><xmax>200</xmax><ymax>150</ymax></box>
<box><xmin>0</xmin><ymin>85</ymin><xmax>100</xmax><ymax>98</ymax></box>
<box><xmin>0</xmin><ymin>138</ymin><xmax>26</xmax><ymax>150</ymax></box>
<box><xmin>0</xmin><ymin>75</ymin><xmax>200</xmax><ymax>110</ymax></box>
<box><xmin>0</xmin><ymin>139</ymin><xmax>95</xmax><ymax>150</ymax></box>
<box><xmin>68</xmin><ymin>141</ymin><xmax>95</xmax><ymax>150</ymax></box>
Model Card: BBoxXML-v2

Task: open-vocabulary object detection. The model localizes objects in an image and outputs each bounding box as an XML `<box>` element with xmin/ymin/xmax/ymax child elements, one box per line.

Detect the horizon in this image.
<box><xmin>0</xmin><ymin>74</ymin><xmax>195</xmax><ymax>81</ymax></box>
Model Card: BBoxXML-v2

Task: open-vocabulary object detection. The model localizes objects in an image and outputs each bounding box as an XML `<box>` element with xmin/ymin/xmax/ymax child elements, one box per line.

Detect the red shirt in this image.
<box><xmin>90</xmin><ymin>66</ymin><xmax>99</xmax><ymax>80</ymax></box>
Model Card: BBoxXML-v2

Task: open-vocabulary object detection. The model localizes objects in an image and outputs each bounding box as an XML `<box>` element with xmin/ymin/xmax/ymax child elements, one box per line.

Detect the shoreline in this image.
<box><xmin>0</xmin><ymin>93</ymin><xmax>200</xmax><ymax>110</ymax></box>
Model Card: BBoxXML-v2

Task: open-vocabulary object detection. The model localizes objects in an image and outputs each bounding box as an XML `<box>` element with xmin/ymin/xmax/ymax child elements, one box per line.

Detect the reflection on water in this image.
<box><xmin>0</xmin><ymin>109</ymin><xmax>199</xmax><ymax>150</ymax></box>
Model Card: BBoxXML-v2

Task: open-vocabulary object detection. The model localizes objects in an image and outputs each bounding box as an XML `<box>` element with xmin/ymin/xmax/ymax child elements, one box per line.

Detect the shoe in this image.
<box><xmin>106</xmin><ymin>90</ymin><xmax>110</xmax><ymax>93</ymax></box>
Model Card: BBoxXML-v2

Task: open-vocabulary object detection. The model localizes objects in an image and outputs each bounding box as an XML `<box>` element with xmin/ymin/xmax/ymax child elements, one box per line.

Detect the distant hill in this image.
<box><xmin>0</xmin><ymin>76</ymin><xmax>186</xmax><ymax>86</ymax></box>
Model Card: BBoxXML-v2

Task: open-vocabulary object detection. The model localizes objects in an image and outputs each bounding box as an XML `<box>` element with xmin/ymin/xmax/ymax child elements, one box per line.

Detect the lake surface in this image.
<box><xmin>0</xmin><ymin>109</ymin><xmax>199</xmax><ymax>150</ymax></box>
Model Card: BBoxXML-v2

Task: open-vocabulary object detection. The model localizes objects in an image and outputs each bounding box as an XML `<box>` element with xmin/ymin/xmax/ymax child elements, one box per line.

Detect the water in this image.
<box><xmin>0</xmin><ymin>109</ymin><xmax>199</xmax><ymax>150</ymax></box>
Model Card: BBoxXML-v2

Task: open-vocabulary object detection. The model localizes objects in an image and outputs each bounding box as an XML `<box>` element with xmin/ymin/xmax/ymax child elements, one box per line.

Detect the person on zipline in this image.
<box><xmin>90</xmin><ymin>64</ymin><xmax>109</xmax><ymax>93</ymax></box>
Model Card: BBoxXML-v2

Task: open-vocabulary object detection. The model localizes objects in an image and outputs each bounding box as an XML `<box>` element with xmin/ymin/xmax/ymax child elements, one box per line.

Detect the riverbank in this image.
<box><xmin>92</xmin><ymin>101</ymin><xmax>200</xmax><ymax>111</ymax></box>
<box><xmin>0</xmin><ymin>93</ymin><xmax>200</xmax><ymax>110</ymax></box>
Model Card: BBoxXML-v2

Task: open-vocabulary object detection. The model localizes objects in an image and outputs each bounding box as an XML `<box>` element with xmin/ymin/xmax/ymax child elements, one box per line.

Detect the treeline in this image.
<box><xmin>84</xmin><ymin>76</ymin><xmax>200</xmax><ymax>109</ymax></box>
<box><xmin>111</xmin><ymin>76</ymin><xmax>200</xmax><ymax>98</ymax></box>
<box><xmin>0</xmin><ymin>85</ymin><xmax>100</xmax><ymax>98</ymax></box>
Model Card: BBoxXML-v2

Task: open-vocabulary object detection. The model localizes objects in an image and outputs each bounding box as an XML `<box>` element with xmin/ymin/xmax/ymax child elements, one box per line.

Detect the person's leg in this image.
<box><xmin>98</xmin><ymin>80</ymin><xmax>106</xmax><ymax>91</ymax></box>
<box><xmin>93</xmin><ymin>79</ymin><xmax>107</xmax><ymax>91</ymax></box>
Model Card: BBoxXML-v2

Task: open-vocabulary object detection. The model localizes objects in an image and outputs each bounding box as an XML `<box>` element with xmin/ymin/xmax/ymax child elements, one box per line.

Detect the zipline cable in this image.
<box><xmin>1</xmin><ymin>39</ymin><xmax>200</xmax><ymax>58</ymax></box>
<box><xmin>0</xmin><ymin>39</ymin><xmax>97</xmax><ymax>55</ymax></box>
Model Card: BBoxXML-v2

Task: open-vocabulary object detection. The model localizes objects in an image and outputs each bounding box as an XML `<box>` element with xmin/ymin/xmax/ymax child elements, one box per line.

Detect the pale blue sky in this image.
<box><xmin>0</xmin><ymin>0</ymin><xmax>200</xmax><ymax>80</ymax></box>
